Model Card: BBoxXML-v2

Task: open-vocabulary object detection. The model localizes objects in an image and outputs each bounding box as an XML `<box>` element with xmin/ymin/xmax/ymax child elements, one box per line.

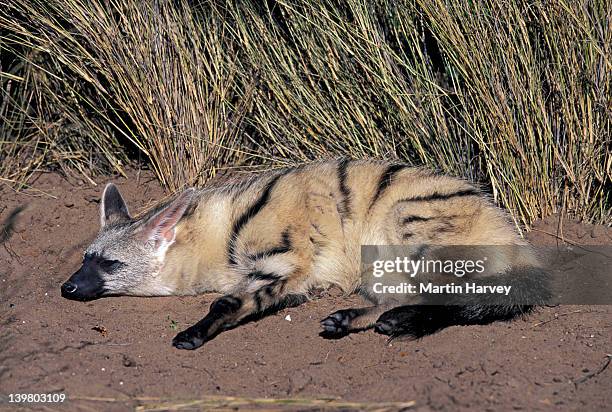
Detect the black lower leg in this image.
<box><xmin>172</xmin><ymin>296</ymin><xmax>243</xmax><ymax>350</ymax></box>
<box><xmin>374</xmin><ymin>305</ymin><xmax>455</xmax><ymax>338</ymax></box>
<box><xmin>374</xmin><ymin>304</ymin><xmax>534</xmax><ymax>338</ymax></box>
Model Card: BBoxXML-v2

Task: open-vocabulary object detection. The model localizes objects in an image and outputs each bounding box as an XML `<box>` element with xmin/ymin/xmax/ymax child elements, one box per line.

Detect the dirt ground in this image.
<box><xmin>1</xmin><ymin>171</ymin><xmax>611</xmax><ymax>411</ymax></box>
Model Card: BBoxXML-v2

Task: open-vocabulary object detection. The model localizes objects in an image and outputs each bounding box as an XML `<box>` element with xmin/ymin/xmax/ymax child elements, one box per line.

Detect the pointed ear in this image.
<box><xmin>138</xmin><ymin>188</ymin><xmax>195</xmax><ymax>246</ymax></box>
<box><xmin>100</xmin><ymin>183</ymin><xmax>131</xmax><ymax>227</ymax></box>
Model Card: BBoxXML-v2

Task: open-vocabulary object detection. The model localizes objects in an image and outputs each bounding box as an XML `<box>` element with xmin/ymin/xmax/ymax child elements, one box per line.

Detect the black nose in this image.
<box><xmin>62</xmin><ymin>265</ymin><xmax>105</xmax><ymax>301</ymax></box>
<box><xmin>61</xmin><ymin>282</ymin><xmax>78</xmax><ymax>295</ymax></box>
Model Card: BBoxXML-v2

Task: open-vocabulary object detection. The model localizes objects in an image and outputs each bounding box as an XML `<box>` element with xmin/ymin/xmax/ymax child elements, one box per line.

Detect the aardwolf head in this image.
<box><xmin>61</xmin><ymin>183</ymin><xmax>194</xmax><ymax>301</ymax></box>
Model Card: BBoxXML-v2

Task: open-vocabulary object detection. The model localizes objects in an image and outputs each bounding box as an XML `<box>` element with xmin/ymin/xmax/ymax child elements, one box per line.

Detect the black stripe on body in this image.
<box><xmin>248</xmin><ymin>246</ymin><xmax>290</xmax><ymax>261</ymax></box>
<box><xmin>247</xmin><ymin>228</ymin><xmax>292</xmax><ymax>262</ymax></box>
<box><xmin>368</xmin><ymin>164</ymin><xmax>406</xmax><ymax>211</ymax></box>
<box><xmin>247</xmin><ymin>271</ymin><xmax>281</xmax><ymax>282</ymax></box>
<box><xmin>402</xmin><ymin>215</ymin><xmax>432</xmax><ymax>224</ymax></box>
<box><xmin>336</xmin><ymin>159</ymin><xmax>351</xmax><ymax>220</ymax></box>
<box><xmin>228</xmin><ymin>172</ymin><xmax>286</xmax><ymax>265</ymax></box>
<box><xmin>398</xmin><ymin>189</ymin><xmax>478</xmax><ymax>203</ymax></box>
<box><xmin>280</xmin><ymin>229</ymin><xmax>291</xmax><ymax>250</ymax></box>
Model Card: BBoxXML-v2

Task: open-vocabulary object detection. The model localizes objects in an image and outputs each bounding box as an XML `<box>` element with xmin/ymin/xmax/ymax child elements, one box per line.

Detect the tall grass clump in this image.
<box><xmin>0</xmin><ymin>0</ymin><xmax>610</xmax><ymax>226</ymax></box>
<box><xmin>0</xmin><ymin>59</ymin><xmax>33</xmax><ymax>185</ymax></box>
<box><xmin>1</xmin><ymin>0</ymin><xmax>249</xmax><ymax>190</ymax></box>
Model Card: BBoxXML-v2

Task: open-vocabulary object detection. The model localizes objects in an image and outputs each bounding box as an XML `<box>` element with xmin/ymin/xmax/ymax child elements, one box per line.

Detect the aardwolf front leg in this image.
<box><xmin>172</xmin><ymin>278</ymin><xmax>302</xmax><ymax>350</ymax></box>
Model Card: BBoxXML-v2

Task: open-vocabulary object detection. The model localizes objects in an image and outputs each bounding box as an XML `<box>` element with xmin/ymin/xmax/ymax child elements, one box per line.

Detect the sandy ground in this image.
<box><xmin>0</xmin><ymin>171</ymin><xmax>611</xmax><ymax>411</ymax></box>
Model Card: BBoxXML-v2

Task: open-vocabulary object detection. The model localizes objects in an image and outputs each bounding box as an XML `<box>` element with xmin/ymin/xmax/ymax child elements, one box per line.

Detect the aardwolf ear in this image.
<box><xmin>100</xmin><ymin>183</ymin><xmax>131</xmax><ymax>227</ymax></box>
<box><xmin>139</xmin><ymin>188</ymin><xmax>195</xmax><ymax>246</ymax></box>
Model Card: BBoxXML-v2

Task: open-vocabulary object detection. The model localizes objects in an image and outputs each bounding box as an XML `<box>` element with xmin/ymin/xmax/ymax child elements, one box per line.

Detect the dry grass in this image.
<box><xmin>71</xmin><ymin>395</ymin><xmax>416</xmax><ymax>411</ymax></box>
<box><xmin>1</xmin><ymin>0</ymin><xmax>610</xmax><ymax>226</ymax></box>
<box><xmin>1</xmin><ymin>0</ymin><xmax>249</xmax><ymax>190</ymax></box>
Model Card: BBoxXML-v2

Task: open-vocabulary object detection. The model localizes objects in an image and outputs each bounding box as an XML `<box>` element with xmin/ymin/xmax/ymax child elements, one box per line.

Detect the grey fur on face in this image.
<box><xmin>84</xmin><ymin>223</ymin><xmax>162</xmax><ymax>295</ymax></box>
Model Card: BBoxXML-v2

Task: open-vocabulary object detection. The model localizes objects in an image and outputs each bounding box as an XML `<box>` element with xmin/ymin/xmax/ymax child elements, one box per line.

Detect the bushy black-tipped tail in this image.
<box><xmin>374</xmin><ymin>266</ymin><xmax>551</xmax><ymax>339</ymax></box>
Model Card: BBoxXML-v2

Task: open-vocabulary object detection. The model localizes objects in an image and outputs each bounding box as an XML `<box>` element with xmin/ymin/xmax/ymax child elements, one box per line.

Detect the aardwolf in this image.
<box><xmin>61</xmin><ymin>159</ymin><xmax>549</xmax><ymax>350</ymax></box>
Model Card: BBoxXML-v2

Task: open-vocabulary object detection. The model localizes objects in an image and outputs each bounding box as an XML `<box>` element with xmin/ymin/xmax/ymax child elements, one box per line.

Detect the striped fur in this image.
<box><xmin>63</xmin><ymin>159</ymin><xmax>549</xmax><ymax>350</ymax></box>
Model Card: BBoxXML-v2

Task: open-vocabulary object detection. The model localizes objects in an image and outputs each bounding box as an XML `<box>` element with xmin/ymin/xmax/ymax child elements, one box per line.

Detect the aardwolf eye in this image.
<box><xmin>100</xmin><ymin>259</ymin><xmax>123</xmax><ymax>272</ymax></box>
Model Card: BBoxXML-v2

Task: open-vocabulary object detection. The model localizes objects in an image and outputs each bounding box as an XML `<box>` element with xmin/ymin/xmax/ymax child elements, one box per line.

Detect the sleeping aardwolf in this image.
<box><xmin>61</xmin><ymin>159</ymin><xmax>549</xmax><ymax>350</ymax></box>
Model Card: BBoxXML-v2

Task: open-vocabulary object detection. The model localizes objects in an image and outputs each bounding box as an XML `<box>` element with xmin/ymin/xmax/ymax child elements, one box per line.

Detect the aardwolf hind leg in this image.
<box><xmin>172</xmin><ymin>280</ymin><xmax>304</xmax><ymax>350</ymax></box>
<box><xmin>374</xmin><ymin>304</ymin><xmax>534</xmax><ymax>339</ymax></box>
<box><xmin>320</xmin><ymin>304</ymin><xmax>393</xmax><ymax>336</ymax></box>
<box><xmin>374</xmin><ymin>266</ymin><xmax>550</xmax><ymax>339</ymax></box>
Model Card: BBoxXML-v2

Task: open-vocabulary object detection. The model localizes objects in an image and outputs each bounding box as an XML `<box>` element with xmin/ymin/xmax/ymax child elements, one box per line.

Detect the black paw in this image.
<box><xmin>172</xmin><ymin>329</ymin><xmax>205</xmax><ymax>350</ymax></box>
<box><xmin>375</xmin><ymin>305</ymin><xmax>445</xmax><ymax>339</ymax></box>
<box><xmin>375</xmin><ymin>306</ymin><xmax>421</xmax><ymax>337</ymax></box>
<box><xmin>374</xmin><ymin>316</ymin><xmax>400</xmax><ymax>336</ymax></box>
<box><xmin>320</xmin><ymin>309</ymin><xmax>361</xmax><ymax>336</ymax></box>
